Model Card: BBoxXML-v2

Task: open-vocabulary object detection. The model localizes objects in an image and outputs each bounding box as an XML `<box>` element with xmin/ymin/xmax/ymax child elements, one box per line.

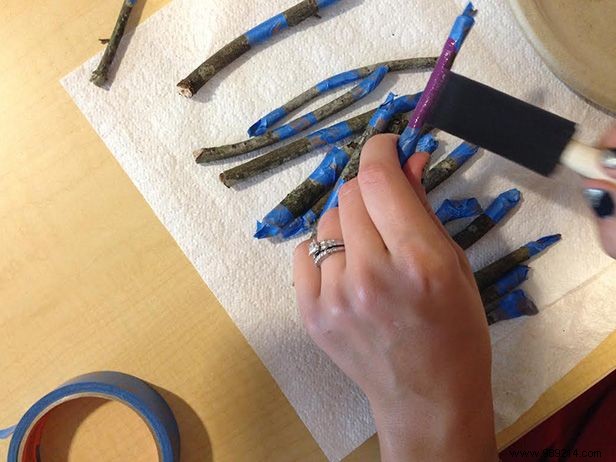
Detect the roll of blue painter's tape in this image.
<box><xmin>4</xmin><ymin>371</ymin><xmax>180</xmax><ymax>462</ymax></box>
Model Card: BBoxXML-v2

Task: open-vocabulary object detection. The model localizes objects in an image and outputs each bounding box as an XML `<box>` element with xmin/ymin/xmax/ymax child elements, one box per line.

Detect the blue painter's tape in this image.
<box><xmin>308</xmin><ymin>146</ymin><xmax>351</xmax><ymax>185</ymax></box>
<box><xmin>397</xmin><ymin>127</ymin><xmax>421</xmax><ymax>164</ymax></box>
<box><xmin>416</xmin><ymin>133</ymin><xmax>439</xmax><ymax>154</ymax></box>
<box><xmin>248</xmin><ymin>107</ymin><xmax>288</xmax><ymax>137</ymax></box>
<box><xmin>273</xmin><ymin>113</ymin><xmax>319</xmax><ymax>140</ymax></box>
<box><xmin>449</xmin><ymin>2</ymin><xmax>476</xmax><ymax>51</ymax></box>
<box><xmin>316</xmin><ymin>0</ymin><xmax>342</xmax><ymax>8</ymax></box>
<box><xmin>307</xmin><ymin>121</ymin><xmax>354</xmax><ymax>147</ymax></box>
<box><xmin>392</xmin><ymin>93</ymin><xmax>422</xmax><ymax>114</ymax></box>
<box><xmin>254</xmin><ymin>206</ymin><xmax>295</xmax><ymax>239</ymax></box>
<box><xmin>435</xmin><ymin>198</ymin><xmax>483</xmax><ymax>224</ymax></box>
<box><xmin>368</xmin><ymin>93</ymin><xmax>397</xmax><ymax>130</ymax></box>
<box><xmin>351</xmin><ymin>66</ymin><xmax>389</xmax><ymax>101</ymax></box>
<box><xmin>254</xmin><ymin>146</ymin><xmax>350</xmax><ymax>239</ymax></box>
<box><xmin>5</xmin><ymin>371</ymin><xmax>180</xmax><ymax>462</ymax></box>
<box><xmin>367</xmin><ymin>92</ymin><xmax>422</xmax><ymax>132</ymax></box>
<box><xmin>493</xmin><ymin>266</ymin><xmax>530</xmax><ymax>296</ymax></box>
<box><xmin>498</xmin><ymin>290</ymin><xmax>528</xmax><ymax>319</ymax></box>
<box><xmin>315</xmin><ymin>69</ymin><xmax>364</xmax><ymax>93</ymax></box>
<box><xmin>485</xmin><ymin>189</ymin><xmax>521</xmax><ymax>222</ymax></box>
<box><xmin>248</xmin><ymin>69</ymin><xmax>366</xmax><ymax>137</ymax></box>
<box><xmin>281</xmin><ymin>209</ymin><xmax>319</xmax><ymax>239</ymax></box>
<box><xmin>449</xmin><ymin>142</ymin><xmax>479</xmax><ymax>165</ymax></box>
<box><xmin>245</xmin><ymin>13</ymin><xmax>289</xmax><ymax>46</ymax></box>
<box><xmin>526</xmin><ymin>234</ymin><xmax>562</xmax><ymax>257</ymax></box>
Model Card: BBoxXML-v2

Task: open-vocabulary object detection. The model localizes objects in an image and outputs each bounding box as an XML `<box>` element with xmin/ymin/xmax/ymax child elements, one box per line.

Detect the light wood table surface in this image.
<box><xmin>1</xmin><ymin>1</ymin><xmax>615</xmax><ymax>460</ymax></box>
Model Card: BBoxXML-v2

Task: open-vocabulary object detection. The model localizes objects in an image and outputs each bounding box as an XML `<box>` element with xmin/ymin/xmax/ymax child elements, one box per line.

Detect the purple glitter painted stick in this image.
<box><xmin>397</xmin><ymin>2</ymin><xmax>476</xmax><ymax>163</ymax></box>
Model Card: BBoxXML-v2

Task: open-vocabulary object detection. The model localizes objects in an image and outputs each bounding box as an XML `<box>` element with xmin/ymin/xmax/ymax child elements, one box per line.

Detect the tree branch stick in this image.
<box><xmin>177</xmin><ymin>0</ymin><xmax>343</xmax><ymax>98</ymax></box>
<box><xmin>91</xmin><ymin>0</ymin><xmax>137</xmax><ymax>87</ymax></box>
<box><xmin>248</xmin><ymin>57</ymin><xmax>437</xmax><ymax>136</ymax></box>
<box><xmin>219</xmin><ymin>108</ymin><xmax>375</xmax><ymax>187</ymax></box>
<box><xmin>424</xmin><ymin>142</ymin><xmax>479</xmax><ymax>193</ymax></box>
<box><xmin>194</xmin><ymin>66</ymin><xmax>388</xmax><ymax>163</ymax></box>
<box><xmin>474</xmin><ymin>234</ymin><xmax>561</xmax><ymax>291</ymax></box>
<box><xmin>452</xmin><ymin>189</ymin><xmax>521</xmax><ymax>250</ymax></box>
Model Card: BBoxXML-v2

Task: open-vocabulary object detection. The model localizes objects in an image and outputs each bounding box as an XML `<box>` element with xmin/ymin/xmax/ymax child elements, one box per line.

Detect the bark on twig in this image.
<box><xmin>219</xmin><ymin>108</ymin><xmax>375</xmax><ymax>187</ymax></box>
<box><xmin>248</xmin><ymin>57</ymin><xmax>437</xmax><ymax>136</ymax></box>
<box><xmin>91</xmin><ymin>0</ymin><xmax>137</xmax><ymax>87</ymax></box>
<box><xmin>474</xmin><ymin>234</ymin><xmax>561</xmax><ymax>291</ymax></box>
<box><xmin>194</xmin><ymin>67</ymin><xmax>388</xmax><ymax>163</ymax></box>
<box><xmin>177</xmin><ymin>0</ymin><xmax>342</xmax><ymax>98</ymax></box>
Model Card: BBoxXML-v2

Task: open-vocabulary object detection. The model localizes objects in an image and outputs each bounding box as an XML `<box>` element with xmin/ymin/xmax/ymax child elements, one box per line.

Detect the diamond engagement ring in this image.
<box><xmin>309</xmin><ymin>239</ymin><xmax>345</xmax><ymax>267</ymax></box>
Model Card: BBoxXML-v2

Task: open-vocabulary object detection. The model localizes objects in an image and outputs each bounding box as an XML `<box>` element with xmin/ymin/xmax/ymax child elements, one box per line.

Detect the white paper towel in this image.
<box><xmin>61</xmin><ymin>0</ymin><xmax>616</xmax><ymax>459</ymax></box>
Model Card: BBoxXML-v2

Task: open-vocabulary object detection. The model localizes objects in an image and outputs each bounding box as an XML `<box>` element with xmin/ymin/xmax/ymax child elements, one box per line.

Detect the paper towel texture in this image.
<box><xmin>62</xmin><ymin>0</ymin><xmax>616</xmax><ymax>459</ymax></box>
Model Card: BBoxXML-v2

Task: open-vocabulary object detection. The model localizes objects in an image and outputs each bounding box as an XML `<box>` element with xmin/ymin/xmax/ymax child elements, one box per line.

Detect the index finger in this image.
<box><xmin>357</xmin><ymin>134</ymin><xmax>447</xmax><ymax>252</ymax></box>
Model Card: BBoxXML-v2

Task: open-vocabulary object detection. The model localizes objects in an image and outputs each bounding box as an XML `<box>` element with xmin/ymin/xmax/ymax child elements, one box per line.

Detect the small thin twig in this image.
<box><xmin>255</xmin><ymin>141</ymin><xmax>356</xmax><ymax>239</ymax></box>
<box><xmin>177</xmin><ymin>0</ymin><xmax>343</xmax><ymax>98</ymax></box>
<box><xmin>435</xmin><ymin>198</ymin><xmax>482</xmax><ymax>224</ymax></box>
<box><xmin>248</xmin><ymin>57</ymin><xmax>438</xmax><ymax>136</ymax></box>
<box><xmin>480</xmin><ymin>266</ymin><xmax>530</xmax><ymax>305</ymax></box>
<box><xmin>219</xmin><ymin>108</ymin><xmax>376</xmax><ymax>187</ymax></box>
<box><xmin>194</xmin><ymin>66</ymin><xmax>389</xmax><ymax>163</ymax></box>
<box><xmin>278</xmin><ymin>113</ymin><xmax>410</xmax><ymax>239</ymax></box>
<box><xmin>279</xmin><ymin>190</ymin><xmax>331</xmax><ymax>239</ymax></box>
<box><xmin>320</xmin><ymin>93</ymin><xmax>424</xmax><ymax>213</ymax></box>
<box><xmin>91</xmin><ymin>0</ymin><xmax>137</xmax><ymax>87</ymax></box>
<box><xmin>424</xmin><ymin>142</ymin><xmax>479</xmax><ymax>193</ymax></box>
<box><xmin>474</xmin><ymin>234</ymin><xmax>561</xmax><ymax>291</ymax></box>
<box><xmin>485</xmin><ymin>290</ymin><xmax>538</xmax><ymax>325</ymax></box>
<box><xmin>452</xmin><ymin>189</ymin><xmax>521</xmax><ymax>250</ymax></box>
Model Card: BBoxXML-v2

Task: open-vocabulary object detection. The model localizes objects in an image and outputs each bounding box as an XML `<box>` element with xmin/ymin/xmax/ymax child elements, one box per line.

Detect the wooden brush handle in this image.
<box><xmin>560</xmin><ymin>140</ymin><xmax>616</xmax><ymax>185</ymax></box>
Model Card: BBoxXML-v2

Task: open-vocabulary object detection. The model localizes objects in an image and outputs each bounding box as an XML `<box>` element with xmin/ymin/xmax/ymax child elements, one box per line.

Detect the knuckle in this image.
<box><xmin>352</xmin><ymin>268</ymin><xmax>382</xmax><ymax>311</ymax></box>
<box><xmin>338</xmin><ymin>179</ymin><xmax>359</xmax><ymax>201</ymax></box>
<box><xmin>396</xmin><ymin>242</ymin><xmax>458</xmax><ymax>292</ymax></box>
<box><xmin>318</xmin><ymin>208</ymin><xmax>338</xmax><ymax>229</ymax></box>
<box><xmin>358</xmin><ymin>162</ymin><xmax>389</xmax><ymax>188</ymax></box>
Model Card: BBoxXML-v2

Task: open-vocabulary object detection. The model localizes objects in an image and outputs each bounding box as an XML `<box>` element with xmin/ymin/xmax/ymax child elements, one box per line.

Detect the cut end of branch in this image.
<box><xmin>219</xmin><ymin>172</ymin><xmax>234</xmax><ymax>188</ymax></box>
<box><xmin>177</xmin><ymin>81</ymin><xmax>194</xmax><ymax>98</ymax></box>
<box><xmin>193</xmin><ymin>149</ymin><xmax>206</xmax><ymax>163</ymax></box>
<box><xmin>90</xmin><ymin>70</ymin><xmax>108</xmax><ymax>88</ymax></box>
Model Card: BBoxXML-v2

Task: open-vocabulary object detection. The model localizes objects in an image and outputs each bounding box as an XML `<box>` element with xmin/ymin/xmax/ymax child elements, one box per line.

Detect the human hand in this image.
<box><xmin>293</xmin><ymin>135</ymin><xmax>497</xmax><ymax>461</ymax></box>
<box><xmin>583</xmin><ymin>125</ymin><xmax>616</xmax><ymax>258</ymax></box>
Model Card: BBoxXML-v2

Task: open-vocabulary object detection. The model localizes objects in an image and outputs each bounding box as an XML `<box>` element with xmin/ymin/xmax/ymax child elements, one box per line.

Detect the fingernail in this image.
<box><xmin>583</xmin><ymin>188</ymin><xmax>614</xmax><ymax>218</ymax></box>
<box><xmin>602</xmin><ymin>149</ymin><xmax>616</xmax><ymax>169</ymax></box>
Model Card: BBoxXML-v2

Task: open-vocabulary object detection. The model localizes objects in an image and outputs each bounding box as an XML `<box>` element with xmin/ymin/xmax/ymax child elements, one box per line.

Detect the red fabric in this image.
<box><xmin>500</xmin><ymin>369</ymin><xmax>616</xmax><ymax>461</ymax></box>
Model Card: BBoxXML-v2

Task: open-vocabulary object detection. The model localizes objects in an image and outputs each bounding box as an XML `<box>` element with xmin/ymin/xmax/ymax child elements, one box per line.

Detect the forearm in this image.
<box><xmin>373</xmin><ymin>394</ymin><xmax>498</xmax><ymax>462</ymax></box>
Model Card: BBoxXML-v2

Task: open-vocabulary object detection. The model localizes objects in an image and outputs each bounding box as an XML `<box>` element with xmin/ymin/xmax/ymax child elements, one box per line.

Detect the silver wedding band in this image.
<box><xmin>309</xmin><ymin>239</ymin><xmax>345</xmax><ymax>267</ymax></box>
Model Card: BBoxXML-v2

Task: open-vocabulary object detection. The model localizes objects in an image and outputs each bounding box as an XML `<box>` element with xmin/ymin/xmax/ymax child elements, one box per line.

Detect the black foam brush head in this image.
<box><xmin>426</xmin><ymin>72</ymin><xmax>577</xmax><ymax>176</ymax></box>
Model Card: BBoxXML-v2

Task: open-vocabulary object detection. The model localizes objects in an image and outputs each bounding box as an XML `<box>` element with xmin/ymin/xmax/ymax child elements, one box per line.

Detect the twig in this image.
<box><xmin>424</xmin><ymin>142</ymin><xmax>479</xmax><ymax>193</ymax></box>
<box><xmin>435</xmin><ymin>198</ymin><xmax>482</xmax><ymax>224</ymax></box>
<box><xmin>255</xmin><ymin>142</ymin><xmax>355</xmax><ymax>239</ymax></box>
<box><xmin>219</xmin><ymin>108</ymin><xmax>375</xmax><ymax>187</ymax></box>
<box><xmin>319</xmin><ymin>93</ymin><xmax>424</xmax><ymax>213</ymax></box>
<box><xmin>91</xmin><ymin>0</ymin><xmax>137</xmax><ymax>87</ymax></box>
<box><xmin>397</xmin><ymin>3</ymin><xmax>476</xmax><ymax>163</ymax></box>
<box><xmin>480</xmin><ymin>266</ymin><xmax>530</xmax><ymax>305</ymax></box>
<box><xmin>485</xmin><ymin>290</ymin><xmax>538</xmax><ymax>325</ymax></box>
<box><xmin>279</xmin><ymin>191</ymin><xmax>331</xmax><ymax>239</ymax></box>
<box><xmin>194</xmin><ymin>66</ymin><xmax>388</xmax><ymax>163</ymax></box>
<box><xmin>177</xmin><ymin>0</ymin><xmax>343</xmax><ymax>98</ymax></box>
<box><xmin>453</xmin><ymin>189</ymin><xmax>521</xmax><ymax>250</ymax></box>
<box><xmin>248</xmin><ymin>57</ymin><xmax>437</xmax><ymax>136</ymax></box>
<box><xmin>474</xmin><ymin>234</ymin><xmax>562</xmax><ymax>291</ymax></box>
<box><xmin>278</xmin><ymin>112</ymin><xmax>411</xmax><ymax>239</ymax></box>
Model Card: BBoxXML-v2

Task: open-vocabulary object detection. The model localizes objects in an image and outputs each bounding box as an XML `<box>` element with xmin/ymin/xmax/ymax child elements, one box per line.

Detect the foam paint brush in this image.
<box><xmin>425</xmin><ymin>72</ymin><xmax>616</xmax><ymax>185</ymax></box>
